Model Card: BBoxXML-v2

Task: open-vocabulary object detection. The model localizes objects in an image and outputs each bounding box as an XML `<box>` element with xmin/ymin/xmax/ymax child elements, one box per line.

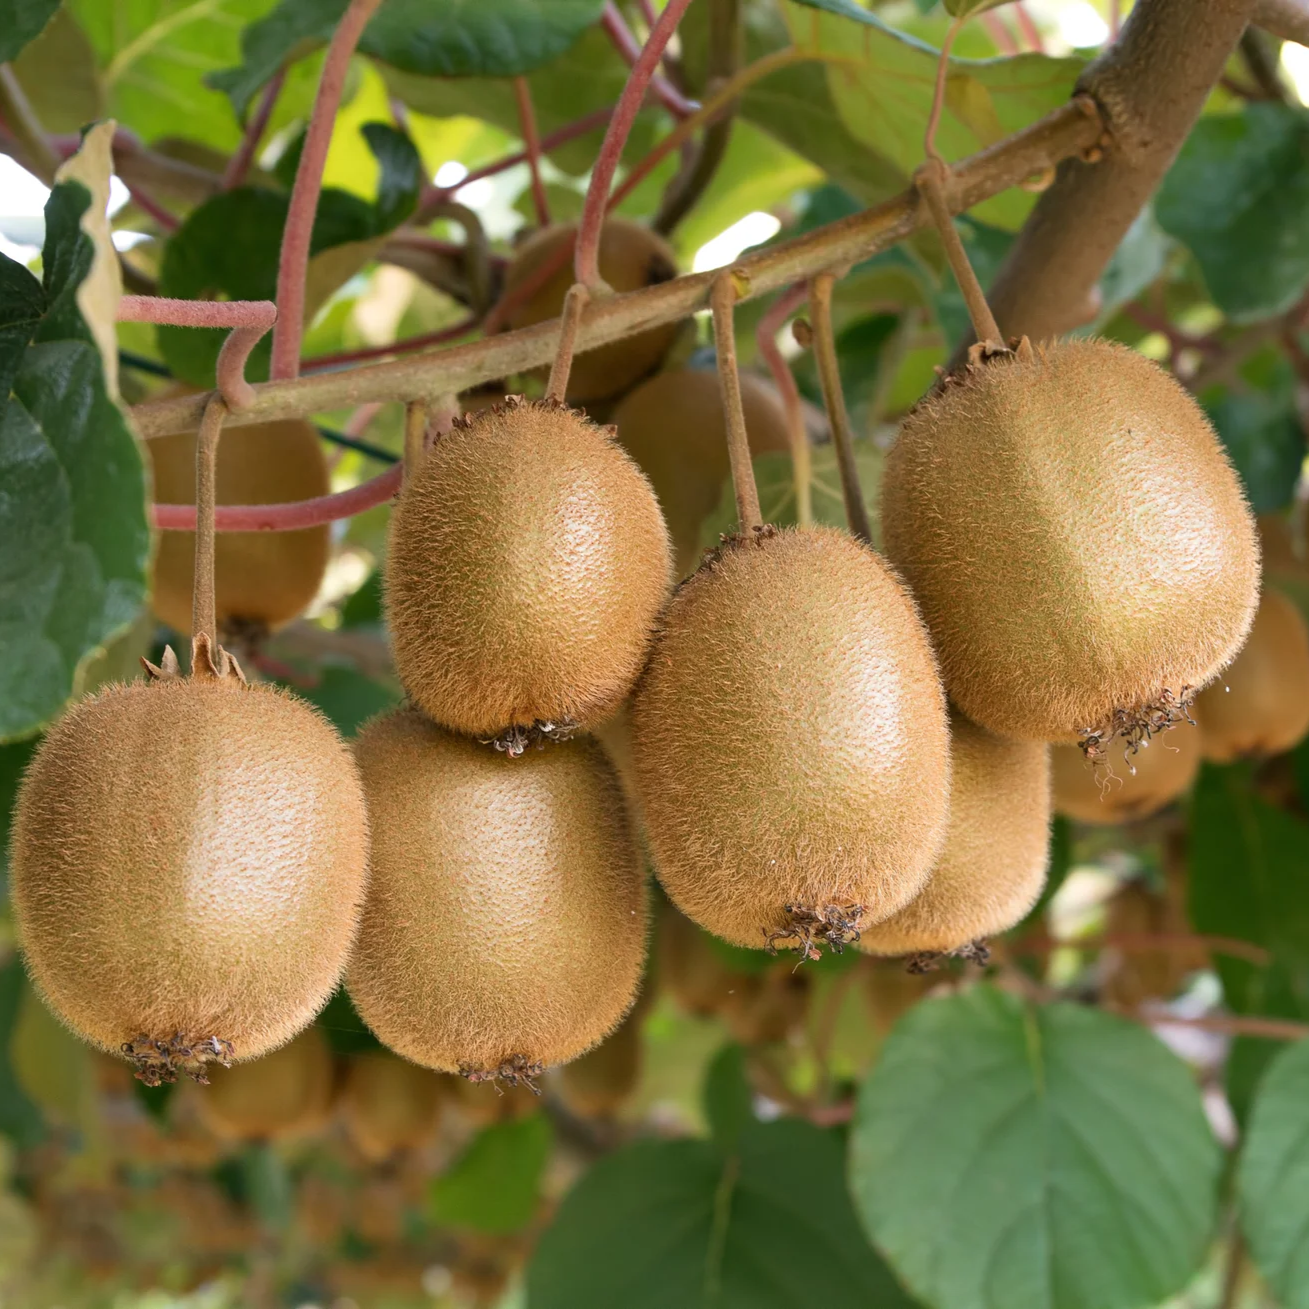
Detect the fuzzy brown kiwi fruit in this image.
<box><xmin>630</xmin><ymin>525</ymin><xmax>950</xmax><ymax>954</ymax></box>
<box><xmin>148</xmin><ymin>413</ymin><xmax>330</xmax><ymax>639</ymax></box>
<box><xmin>657</xmin><ymin>900</ymin><xmax>745</xmax><ymax>1017</ymax></box>
<box><xmin>196</xmin><ymin>1026</ymin><xmax>334</xmax><ymax>1142</ymax></box>
<box><xmin>1195</xmin><ymin>588</ymin><xmax>1309</xmax><ymax>761</ymax></box>
<box><xmin>882</xmin><ymin>339</ymin><xmax>1259</xmax><ymax>747</ymax></box>
<box><xmin>1100</xmin><ymin>879</ymin><xmax>1205</xmax><ymax>1009</ymax></box>
<box><xmin>613</xmin><ymin>368</ymin><xmax>793</xmax><ymax>576</ymax></box>
<box><xmin>10</xmin><ymin>660</ymin><xmax>369</xmax><ymax>1085</ymax></box>
<box><xmin>341</xmin><ymin>1051</ymin><xmax>445</xmax><ymax>1162</ymax></box>
<box><xmin>557</xmin><ymin>1007</ymin><xmax>643</xmax><ymax>1119</ymax></box>
<box><xmin>502</xmin><ymin>218</ymin><xmax>679</xmax><ymax>402</ymax></box>
<box><xmin>859</xmin><ymin>715</ymin><xmax>1050</xmax><ymax>963</ymax></box>
<box><xmin>720</xmin><ymin>963</ymin><xmax>811</xmax><ymax>1046</ymax></box>
<box><xmin>385</xmin><ymin>398</ymin><xmax>672</xmax><ymax>746</ymax></box>
<box><xmin>1051</xmin><ymin>721</ymin><xmax>1201</xmax><ymax>824</ymax></box>
<box><xmin>347</xmin><ymin>708</ymin><xmax>648</xmax><ymax>1087</ymax></box>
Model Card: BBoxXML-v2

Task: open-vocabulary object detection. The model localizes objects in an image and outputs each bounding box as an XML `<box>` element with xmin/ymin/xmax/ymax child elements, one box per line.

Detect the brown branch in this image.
<box><xmin>131</xmin><ymin>99</ymin><xmax>1105</xmax><ymax>440</ymax></box>
<box><xmin>1011</xmin><ymin>930</ymin><xmax>1271</xmax><ymax>965</ymax></box>
<box><xmin>1254</xmin><ymin>0</ymin><xmax>1309</xmax><ymax>43</ymax></box>
<box><xmin>712</xmin><ymin>270</ymin><xmax>762</xmax><ymax>533</ymax></box>
<box><xmin>974</xmin><ymin>0</ymin><xmax>1258</xmax><ymax>351</ymax></box>
<box><xmin>1114</xmin><ymin>1008</ymin><xmax>1309</xmax><ymax>1042</ymax></box>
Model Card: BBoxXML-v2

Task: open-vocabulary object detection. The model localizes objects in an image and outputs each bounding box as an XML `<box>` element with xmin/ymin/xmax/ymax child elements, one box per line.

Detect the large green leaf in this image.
<box><xmin>1238</xmin><ymin>1037</ymin><xmax>1309</xmax><ymax>1306</ymax></box>
<box><xmin>7</xmin><ymin>7</ymin><xmax>103</xmax><ymax>132</ymax></box>
<box><xmin>0</xmin><ymin>0</ymin><xmax>60</xmax><ymax>63</ymax></box>
<box><xmin>211</xmin><ymin>0</ymin><xmax>605</xmax><ymax>119</ymax></box>
<box><xmin>429</xmin><ymin>1112</ymin><xmax>552</xmax><ymax>1234</ymax></box>
<box><xmin>783</xmin><ymin>0</ymin><xmax>1084</xmax><ymax>229</ymax></box>
<box><xmin>0</xmin><ymin>963</ymin><xmax>44</xmax><ymax>1150</ymax></box>
<box><xmin>528</xmin><ymin>1116</ymin><xmax>916</xmax><ymax>1308</ymax></box>
<box><xmin>1156</xmin><ymin>103</ymin><xmax>1309</xmax><ymax>323</ymax></box>
<box><xmin>849</xmin><ymin>987</ymin><xmax>1221</xmax><ymax>1309</ymax></box>
<box><xmin>68</xmin><ymin>0</ymin><xmax>269</xmax><ymax>151</ymax></box>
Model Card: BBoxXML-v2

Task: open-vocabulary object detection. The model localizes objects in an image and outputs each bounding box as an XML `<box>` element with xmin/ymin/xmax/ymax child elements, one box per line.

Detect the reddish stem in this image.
<box><xmin>269</xmin><ymin>0</ymin><xmax>384</xmax><ymax>382</ymax></box>
<box><xmin>600</xmin><ymin>1</ymin><xmax>697</xmax><ymax>119</ymax></box>
<box><xmin>123</xmin><ymin>182</ymin><xmax>178</xmax><ymax>232</ymax></box>
<box><xmin>513</xmin><ymin>77</ymin><xmax>551</xmax><ymax>228</ymax></box>
<box><xmin>1109</xmin><ymin>0</ymin><xmax>1122</xmax><ymax>40</ymax></box>
<box><xmin>302</xmin><ymin>315</ymin><xmax>479</xmax><ymax>370</ymax></box>
<box><xmin>925</xmin><ymin>17</ymin><xmax>965</xmax><ymax>166</ymax></box>
<box><xmin>222</xmin><ymin>67</ymin><xmax>287</xmax><ymax>191</ymax></box>
<box><xmin>578</xmin><ymin>0</ymin><xmax>696</xmax><ymax>290</ymax></box>
<box><xmin>980</xmin><ymin>12</ymin><xmax>1019</xmax><ymax>56</ymax></box>
<box><xmin>755</xmin><ymin>282</ymin><xmax>811</xmax><ymax>524</ymax></box>
<box><xmin>637</xmin><ymin>0</ymin><xmax>658</xmax><ymax>28</ymax></box>
<box><xmin>154</xmin><ymin>463</ymin><xmax>403</xmax><ymax>532</ymax></box>
<box><xmin>1013</xmin><ymin>2</ymin><xmax>1044</xmax><ymax>52</ymax></box>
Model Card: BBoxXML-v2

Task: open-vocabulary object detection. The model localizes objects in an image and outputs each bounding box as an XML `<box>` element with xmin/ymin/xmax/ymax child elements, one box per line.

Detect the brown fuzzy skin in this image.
<box><xmin>341</xmin><ymin>1051</ymin><xmax>445</xmax><ymax>1162</ymax></box>
<box><xmin>148</xmin><ymin>417</ymin><xmax>330</xmax><ymax>636</ymax></box>
<box><xmin>197</xmin><ymin>1026</ymin><xmax>335</xmax><ymax>1142</ymax></box>
<box><xmin>630</xmin><ymin>526</ymin><xmax>951</xmax><ymax>950</ymax></box>
<box><xmin>385</xmin><ymin>400</ymin><xmax>672</xmax><ymax>739</ymax></box>
<box><xmin>657</xmin><ymin>900</ymin><xmax>744</xmax><ymax>1017</ymax></box>
<box><xmin>557</xmin><ymin>1009</ymin><xmax>643</xmax><ymax>1119</ymax></box>
<box><xmin>503</xmin><ymin>219</ymin><xmax>679</xmax><ymax>402</ymax></box>
<box><xmin>1051</xmin><ymin>722</ymin><xmax>1201</xmax><ymax>824</ymax></box>
<box><xmin>10</xmin><ymin>677</ymin><xmax>369</xmax><ymax>1064</ymax></box>
<box><xmin>613</xmin><ymin>368</ymin><xmax>792</xmax><ymax>576</ymax></box>
<box><xmin>882</xmin><ymin>338</ymin><xmax>1260</xmax><ymax>742</ymax></box>
<box><xmin>859</xmin><ymin>715</ymin><xmax>1051</xmax><ymax>957</ymax></box>
<box><xmin>1195</xmin><ymin>588</ymin><xmax>1309</xmax><ymax>761</ymax></box>
<box><xmin>347</xmin><ymin>709</ymin><xmax>648</xmax><ymax>1076</ymax></box>
<box><xmin>720</xmin><ymin>964</ymin><xmax>811</xmax><ymax>1045</ymax></box>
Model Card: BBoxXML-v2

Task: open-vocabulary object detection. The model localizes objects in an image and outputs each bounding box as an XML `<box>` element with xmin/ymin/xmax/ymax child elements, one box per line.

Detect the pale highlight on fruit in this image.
<box><xmin>859</xmin><ymin>715</ymin><xmax>1050</xmax><ymax>960</ymax></box>
<box><xmin>503</xmin><ymin>218</ymin><xmax>679</xmax><ymax>402</ymax></box>
<box><xmin>10</xmin><ymin>675</ymin><xmax>369</xmax><ymax>1082</ymax></box>
<box><xmin>341</xmin><ymin>1051</ymin><xmax>445</xmax><ymax>1162</ymax></box>
<box><xmin>385</xmin><ymin>399</ymin><xmax>672</xmax><ymax>746</ymax></box>
<box><xmin>613</xmin><ymin>368</ymin><xmax>792</xmax><ymax>576</ymax></box>
<box><xmin>1195</xmin><ymin>588</ymin><xmax>1309</xmax><ymax>762</ymax></box>
<box><xmin>347</xmin><ymin>709</ymin><xmax>648</xmax><ymax>1085</ymax></box>
<box><xmin>149</xmin><ymin>416</ymin><xmax>330</xmax><ymax>638</ymax></box>
<box><xmin>197</xmin><ymin>1026</ymin><xmax>335</xmax><ymax>1142</ymax></box>
<box><xmin>630</xmin><ymin>526</ymin><xmax>951</xmax><ymax>954</ymax></box>
<box><xmin>1051</xmin><ymin>722</ymin><xmax>1201</xmax><ymax>824</ymax></box>
<box><xmin>882</xmin><ymin>338</ymin><xmax>1259</xmax><ymax>744</ymax></box>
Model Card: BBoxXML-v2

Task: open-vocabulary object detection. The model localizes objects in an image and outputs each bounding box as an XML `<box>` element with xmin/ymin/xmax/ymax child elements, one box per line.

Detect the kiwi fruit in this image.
<box><xmin>1052</xmin><ymin>720</ymin><xmax>1201</xmax><ymax>823</ymax></box>
<box><xmin>859</xmin><ymin>715</ymin><xmax>1050</xmax><ymax>962</ymax></box>
<box><xmin>720</xmin><ymin>963</ymin><xmax>811</xmax><ymax>1046</ymax></box>
<box><xmin>1259</xmin><ymin>514</ymin><xmax>1309</xmax><ymax>617</ymax></box>
<box><xmin>347</xmin><ymin>708</ymin><xmax>648</xmax><ymax>1086</ymax></box>
<box><xmin>657</xmin><ymin>900</ymin><xmax>747</xmax><ymax>1017</ymax></box>
<box><xmin>385</xmin><ymin>398</ymin><xmax>672</xmax><ymax>746</ymax></box>
<box><xmin>557</xmin><ymin>1007</ymin><xmax>644</xmax><ymax>1119</ymax></box>
<box><xmin>1195</xmin><ymin>588</ymin><xmax>1309</xmax><ymax>761</ymax></box>
<box><xmin>1100</xmin><ymin>879</ymin><xmax>1204</xmax><ymax>1009</ymax></box>
<box><xmin>501</xmin><ymin>218</ymin><xmax>679</xmax><ymax>402</ymax></box>
<box><xmin>10</xmin><ymin>662</ymin><xmax>370</xmax><ymax>1084</ymax></box>
<box><xmin>630</xmin><ymin>525</ymin><xmax>951</xmax><ymax>954</ymax></box>
<box><xmin>148</xmin><ymin>414</ymin><xmax>330</xmax><ymax>640</ymax></box>
<box><xmin>341</xmin><ymin>1051</ymin><xmax>445</xmax><ymax>1162</ymax></box>
<box><xmin>196</xmin><ymin>1026</ymin><xmax>334</xmax><ymax>1142</ymax></box>
<box><xmin>447</xmin><ymin>1072</ymin><xmax>540</xmax><ymax>1127</ymax></box>
<box><xmin>613</xmin><ymin>367</ymin><xmax>793</xmax><ymax>576</ymax></box>
<box><xmin>882</xmin><ymin>338</ymin><xmax>1259</xmax><ymax>746</ymax></box>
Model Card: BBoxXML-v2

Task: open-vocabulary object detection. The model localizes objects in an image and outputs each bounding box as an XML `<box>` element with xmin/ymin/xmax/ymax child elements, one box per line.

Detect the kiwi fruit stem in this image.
<box><xmin>809</xmin><ymin>272</ymin><xmax>873</xmax><ymax>544</ymax></box>
<box><xmin>192</xmin><ymin>394</ymin><xmax>228</xmax><ymax>660</ymax></box>
<box><xmin>402</xmin><ymin>399</ymin><xmax>428</xmax><ymax>487</ymax></box>
<box><xmin>710</xmin><ymin>270</ymin><xmax>763</xmax><ymax>533</ymax></box>
<box><xmin>755</xmin><ymin>283</ymin><xmax>813</xmax><ymax>527</ymax></box>
<box><xmin>546</xmin><ymin>283</ymin><xmax>591</xmax><ymax>402</ymax></box>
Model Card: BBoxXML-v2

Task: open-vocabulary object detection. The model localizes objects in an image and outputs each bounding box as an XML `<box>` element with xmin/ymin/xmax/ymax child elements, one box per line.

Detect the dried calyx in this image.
<box><xmin>461</xmin><ymin>1055</ymin><xmax>547</xmax><ymax>1095</ymax></box>
<box><xmin>765</xmin><ymin>902</ymin><xmax>866</xmax><ymax>962</ymax></box>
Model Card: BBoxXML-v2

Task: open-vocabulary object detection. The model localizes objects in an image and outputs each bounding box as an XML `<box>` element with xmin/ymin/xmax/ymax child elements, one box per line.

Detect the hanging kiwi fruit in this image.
<box><xmin>347</xmin><ymin>708</ymin><xmax>648</xmax><ymax>1089</ymax></box>
<box><xmin>1194</xmin><ymin>587</ymin><xmax>1309</xmax><ymax>761</ymax></box>
<box><xmin>385</xmin><ymin>396</ymin><xmax>673</xmax><ymax>751</ymax></box>
<box><xmin>340</xmin><ymin>1050</ymin><xmax>446</xmax><ymax>1162</ymax></box>
<box><xmin>11</xmin><ymin>400</ymin><xmax>370</xmax><ymax>1085</ymax></box>
<box><xmin>147</xmin><ymin>387</ymin><xmax>331</xmax><ymax>641</ymax></box>
<box><xmin>1052</xmin><ymin>722</ymin><xmax>1201</xmax><ymax>824</ymax></box>
<box><xmin>858</xmin><ymin>714</ymin><xmax>1050</xmax><ymax>967</ymax></box>
<box><xmin>500</xmin><ymin>218</ymin><xmax>679</xmax><ymax>403</ymax></box>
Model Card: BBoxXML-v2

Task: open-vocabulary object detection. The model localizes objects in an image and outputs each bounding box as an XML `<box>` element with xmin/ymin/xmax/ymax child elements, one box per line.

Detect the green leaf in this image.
<box><xmin>1202</xmin><ymin>360</ymin><xmax>1304</xmax><ymax>514</ymax></box>
<box><xmin>211</xmin><ymin>0</ymin><xmax>605</xmax><ymax>119</ymax></box>
<box><xmin>0</xmin><ymin>174</ymin><xmax>150</xmax><ymax>742</ymax></box>
<box><xmin>0</xmin><ymin>963</ymin><xmax>44</xmax><ymax>1149</ymax></box>
<box><xmin>8</xmin><ymin>8</ymin><xmax>104</xmax><ymax>134</ymax></box>
<box><xmin>528</xmin><ymin>1118</ymin><xmax>916</xmax><ymax>1309</ymax></box>
<box><xmin>0</xmin><ymin>258</ymin><xmax>44</xmax><ymax>411</ymax></box>
<box><xmin>849</xmin><ymin>986</ymin><xmax>1221</xmax><ymax>1309</ymax></box>
<box><xmin>294</xmin><ymin>666</ymin><xmax>400</xmax><ymax>738</ymax></box>
<box><xmin>1092</xmin><ymin>207</ymin><xmax>1172</xmax><ymax>328</ymax></box>
<box><xmin>316</xmin><ymin>987</ymin><xmax>383</xmax><ymax>1057</ymax></box>
<box><xmin>784</xmin><ymin>1</ymin><xmax>1084</xmax><ymax>229</ymax></box>
<box><xmin>361</xmin><ymin>121</ymin><xmax>422</xmax><ymax>233</ymax></box>
<box><xmin>702</xmin><ymin>1043</ymin><xmax>753</xmax><ymax>1152</ymax></box>
<box><xmin>1238</xmin><ymin>1037</ymin><xmax>1309</xmax><ymax>1306</ymax></box>
<box><xmin>68</xmin><ymin>0</ymin><xmax>269</xmax><ymax>151</ymax></box>
<box><xmin>242</xmin><ymin>1142</ymin><xmax>293</xmax><ymax>1232</ymax></box>
<box><xmin>0</xmin><ymin>0</ymin><xmax>60</xmax><ymax>64</ymax></box>
<box><xmin>429</xmin><ymin>1113</ymin><xmax>552</xmax><ymax>1234</ymax></box>
<box><xmin>1156</xmin><ymin>103</ymin><xmax>1309</xmax><ymax>323</ymax></box>
<box><xmin>0</xmin><ymin>737</ymin><xmax>36</xmax><ymax>888</ymax></box>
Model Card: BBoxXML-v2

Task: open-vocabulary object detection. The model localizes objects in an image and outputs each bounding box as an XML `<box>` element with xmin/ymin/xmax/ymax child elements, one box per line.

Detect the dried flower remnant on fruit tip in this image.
<box><xmin>765</xmin><ymin>902</ymin><xmax>866</xmax><ymax>962</ymax></box>
<box><xmin>461</xmin><ymin>1054</ymin><xmax>546</xmax><ymax>1095</ymax></box>
<box><xmin>142</xmin><ymin>638</ymin><xmax>246</xmax><ymax>686</ymax></box>
<box><xmin>1077</xmin><ymin>687</ymin><xmax>1197</xmax><ymax>767</ymax></box>
<box><xmin>482</xmin><ymin>720</ymin><xmax>579</xmax><ymax>758</ymax></box>
<box><xmin>905</xmin><ymin>939</ymin><xmax>991</xmax><ymax>976</ymax></box>
<box><xmin>123</xmin><ymin>1033</ymin><xmax>235</xmax><ymax>1086</ymax></box>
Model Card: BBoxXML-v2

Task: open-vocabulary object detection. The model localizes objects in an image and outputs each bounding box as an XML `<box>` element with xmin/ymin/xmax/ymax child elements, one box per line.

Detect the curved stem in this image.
<box><xmin>155</xmin><ymin>463</ymin><xmax>403</xmax><ymax>532</ymax></box>
<box><xmin>269</xmin><ymin>0</ymin><xmax>384</xmax><ymax>381</ymax></box>
<box><xmin>122</xmin><ymin>182</ymin><xmax>178</xmax><ymax>231</ymax></box>
<box><xmin>809</xmin><ymin>272</ymin><xmax>872</xmax><ymax>544</ymax></box>
<box><xmin>402</xmin><ymin>399</ymin><xmax>427</xmax><ymax>486</ymax></box>
<box><xmin>546</xmin><ymin>283</ymin><xmax>590</xmax><ymax>402</ymax></box>
<box><xmin>222</xmin><ymin>67</ymin><xmax>286</xmax><ymax>191</ymax></box>
<box><xmin>577</xmin><ymin>0</ymin><xmax>696</xmax><ymax>290</ymax></box>
<box><xmin>711</xmin><ymin>271</ymin><xmax>761</xmax><ymax>534</ymax></box>
<box><xmin>755</xmin><ymin>282</ymin><xmax>812</xmax><ymax>527</ymax></box>
<box><xmin>513</xmin><ymin>76</ymin><xmax>551</xmax><ymax>228</ymax></box>
<box><xmin>924</xmin><ymin>15</ymin><xmax>966</xmax><ymax>167</ymax></box>
<box><xmin>423</xmin><ymin>200</ymin><xmax>491</xmax><ymax>312</ymax></box>
<box><xmin>600</xmin><ymin>1</ymin><xmax>698</xmax><ymax>118</ymax></box>
<box><xmin>0</xmin><ymin>64</ymin><xmax>58</xmax><ymax>185</ymax></box>
<box><xmin>192</xmin><ymin>395</ymin><xmax>228</xmax><ymax>652</ymax></box>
